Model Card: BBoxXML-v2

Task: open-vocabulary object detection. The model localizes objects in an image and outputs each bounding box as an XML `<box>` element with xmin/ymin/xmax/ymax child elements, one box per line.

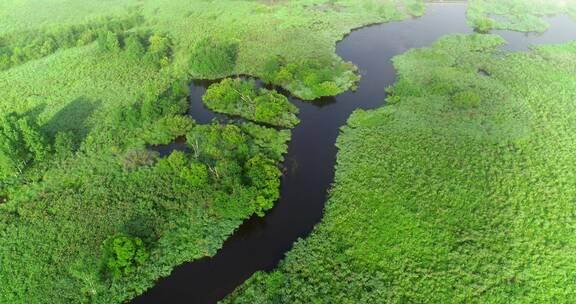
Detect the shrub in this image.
<box><xmin>98</xmin><ymin>31</ymin><xmax>121</xmax><ymax>52</ymax></box>
<box><xmin>180</xmin><ymin>162</ymin><xmax>209</xmax><ymax>187</ymax></box>
<box><xmin>473</xmin><ymin>18</ymin><xmax>497</xmax><ymax>33</ymax></box>
<box><xmin>53</xmin><ymin>131</ymin><xmax>75</xmax><ymax>158</ymax></box>
<box><xmin>101</xmin><ymin>235</ymin><xmax>149</xmax><ymax>280</ymax></box>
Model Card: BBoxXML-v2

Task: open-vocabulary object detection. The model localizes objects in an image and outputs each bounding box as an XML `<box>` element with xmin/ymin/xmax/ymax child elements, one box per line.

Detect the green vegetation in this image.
<box><xmin>0</xmin><ymin>0</ymin><xmax>425</xmax><ymax>99</ymax></box>
<box><xmin>0</xmin><ymin>114</ymin><xmax>49</xmax><ymax>179</ymax></box>
<box><xmin>189</xmin><ymin>37</ymin><xmax>239</xmax><ymax>78</ymax></box>
<box><xmin>0</xmin><ymin>14</ymin><xmax>143</xmax><ymax>70</ymax></box>
<box><xmin>0</xmin><ymin>72</ymin><xmax>291</xmax><ymax>302</ymax></box>
<box><xmin>0</xmin><ymin>0</ymin><xmax>428</xmax><ymax>302</ymax></box>
<box><xmin>468</xmin><ymin>0</ymin><xmax>576</xmax><ymax>32</ymax></box>
<box><xmin>225</xmin><ymin>35</ymin><xmax>576</xmax><ymax>303</ymax></box>
<box><xmin>262</xmin><ymin>56</ymin><xmax>360</xmax><ymax>100</ymax></box>
<box><xmin>204</xmin><ymin>78</ymin><xmax>300</xmax><ymax>128</ymax></box>
<box><xmin>97</xmin><ymin>30</ymin><xmax>173</xmax><ymax>69</ymax></box>
<box><xmin>101</xmin><ymin>235</ymin><xmax>150</xmax><ymax>280</ymax></box>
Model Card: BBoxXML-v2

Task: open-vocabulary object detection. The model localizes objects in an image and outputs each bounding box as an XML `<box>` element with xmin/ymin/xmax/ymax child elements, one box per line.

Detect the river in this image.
<box><xmin>134</xmin><ymin>3</ymin><xmax>576</xmax><ymax>303</ymax></box>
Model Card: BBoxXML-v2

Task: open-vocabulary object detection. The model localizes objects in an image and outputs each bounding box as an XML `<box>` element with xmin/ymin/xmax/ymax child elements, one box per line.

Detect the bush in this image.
<box><xmin>180</xmin><ymin>162</ymin><xmax>209</xmax><ymax>187</ymax></box>
<box><xmin>97</xmin><ymin>31</ymin><xmax>121</xmax><ymax>52</ymax></box>
<box><xmin>473</xmin><ymin>18</ymin><xmax>497</xmax><ymax>33</ymax></box>
<box><xmin>53</xmin><ymin>131</ymin><xmax>75</xmax><ymax>158</ymax></box>
<box><xmin>452</xmin><ymin>90</ymin><xmax>482</xmax><ymax>108</ymax></box>
<box><xmin>101</xmin><ymin>235</ymin><xmax>149</xmax><ymax>280</ymax></box>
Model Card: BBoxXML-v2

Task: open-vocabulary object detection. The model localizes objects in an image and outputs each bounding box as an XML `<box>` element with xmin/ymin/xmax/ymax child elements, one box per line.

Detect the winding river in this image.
<box><xmin>134</xmin><ymin>3</ymin><xmax>576</xmax><ymax>303</ymax></box>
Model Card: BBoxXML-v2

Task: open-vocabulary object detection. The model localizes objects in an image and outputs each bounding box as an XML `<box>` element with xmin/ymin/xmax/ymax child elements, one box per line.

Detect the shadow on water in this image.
<box><xmin>134</xmin><ymin>4</ymin><xmax>576</xmax><ymax>303</ymax></box>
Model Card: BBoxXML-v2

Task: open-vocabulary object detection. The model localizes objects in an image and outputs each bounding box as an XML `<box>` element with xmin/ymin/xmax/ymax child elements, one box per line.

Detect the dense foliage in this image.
<box><xmin>0</xmin><ymin>14</ymin><xmax>143</xmax><ymax>70</ymax></box>
<box><xmin>226</xmin><ymin>35</ymin><xmax>576</xmax><ymax>303</ymax></box>
<box><xmin>97</xmin><ymin>30</ymin><xmax>173</xmax><ymax>69</ymax></box>
<box><xmin>189</xmin><ymin>37</ymin><xmax>239</xmax><ymax>78</ymax></box>
<box><xmin>0</xmin><ymin>0</ymin><xmax>427</xmax><ymax>302</ymax></box>
<box><xmin>262</xmin><ymin>55</ymin><xmax>360</xmax><ymax>100</ymax></box>
<box><xmin>0</xmin><ymin>117</ymin><xmax>290</xmax><ymax>304</ymax></box>
<box><xmin>203</xmin><ymin>78</ymin><xmax>300</xmax><ymax>128</ymax></box>
<box><xmin>468</xmin><ymin>0</ymin><xmax>576</xmax><ymax>32</ymax></box>
<box><xmin>0</xmin><ymin>114</ymin><xmax>49</xmax><ymax>180</ymax></box>
<box><xmin>101</xmin><ymin>235</ymin><xmax>150</xmax><ymax>280</ymax></box>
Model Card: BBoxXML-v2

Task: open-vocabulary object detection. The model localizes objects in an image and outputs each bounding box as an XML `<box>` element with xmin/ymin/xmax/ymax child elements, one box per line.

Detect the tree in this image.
<box><xmin>180</xmin><ymin>162</ymin><xmax>209</xmax><ymax>187</ymax></box>
<box><xmin>140</xmin><ymin>95</ymin><xmax>162</xmax><ymax>122</ymax></box>
<box><xmin>145</xmin><ymin>33</ymin><xmax>172</xmax><ymax>68</ymax></box>
<box><xmin>0</xmin><ymin>114</ymin><xmax>49</xmax><ymax>180</ymax></box>
<box><xmin>262</xmin><ymin>55</ymin><xmax>283</xmax><ymax>83</ymax></box>
<box><xmin>18</xmin><ymin>118</ymin><xmax>48</xmax><ymax>161</ymax></box>
<box><xmin>101</xmin><ymin>235</ymin><xmax>149</xmax><ymax>280</ymax></box>
<box><xmin>121</xmin><ymin>149</ymin><xmax>158</xmax><ymax>171</ymax></box>
<box><xmin>244</xmin><ymin>155</ymin><xmax>281</xmax><ymax>216</ymax></box>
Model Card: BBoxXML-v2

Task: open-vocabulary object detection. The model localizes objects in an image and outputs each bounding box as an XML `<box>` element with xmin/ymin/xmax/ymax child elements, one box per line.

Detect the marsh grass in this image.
<box><xmin>225</xmin><ymin>35</ymin><xmax>576</xmax><ymax>303</ymax></box>
<box><xmin>0</xmin><ymin>1</ymin><xmax>428</xmax><ymax>302</ymax></box>
<box><xmin>468</xmin><ymin>0</ymin><xmax>576</xmax><ymax>32</ymax></box>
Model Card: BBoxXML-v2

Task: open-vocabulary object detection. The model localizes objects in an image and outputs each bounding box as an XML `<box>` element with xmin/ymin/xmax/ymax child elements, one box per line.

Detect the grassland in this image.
<box><xmin>468</xmin><ymin>0</ymin><xmax>576</xmax><ymax>32</ymax></box>
<box><xmin>0</xmin><ymin>0</ymin><xmax>426</xmax><ymax>303</ymax></box>
<box><xmin>225</xmin><ymin>35</ymin><xmax>576</xmax><ymax>303</ymax></box>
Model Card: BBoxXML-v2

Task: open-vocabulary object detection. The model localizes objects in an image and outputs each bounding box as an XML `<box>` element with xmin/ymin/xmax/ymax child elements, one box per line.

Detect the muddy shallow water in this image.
<box><xmin>134</xmin><ymin>4</ymin><xmax>576</xmax><ymax>303</ymax></box>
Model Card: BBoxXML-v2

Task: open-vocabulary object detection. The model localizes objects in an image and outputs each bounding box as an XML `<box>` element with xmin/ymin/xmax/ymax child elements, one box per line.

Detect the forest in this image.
<box><xmin>1</xmin><ymin>0</ymin><xmax>576</xmax><ymax>303</ymax></box>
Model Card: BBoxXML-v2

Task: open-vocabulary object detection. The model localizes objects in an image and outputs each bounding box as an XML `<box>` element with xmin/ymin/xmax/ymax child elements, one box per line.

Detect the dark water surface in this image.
<box><xmin>135</xmin><ymin>4</ymin><xmax>576</xmax><ymax>303</ymax></box>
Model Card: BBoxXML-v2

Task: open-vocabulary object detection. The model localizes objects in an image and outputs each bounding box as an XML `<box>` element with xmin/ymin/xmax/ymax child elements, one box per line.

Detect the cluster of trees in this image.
<box><xmin>0</xmin><ymin>114</ymin><xmax>48</xmax><ymax>181</ymax></box>
<box><xmin>203</xmin><ymin>78</ymin><xmax>300</xmax><ymax>128</ymax></box>
<box><xmin>97</xmin><ymin>30</ymin><xmax>172</xmax><ymax>68</ymax></box>
<box><xmin>0</xmin><ymin>14</ymin><xmax>143</xmax><ymax>70</ymax></box>
<box><xmin>186</xmin><ymin>123</ymin><xmax>284</xmax><ymax>216</ymax></box>
<box><xmin>261</xmin><ymin>55</ymin><xmax>359</xmax><ymax>100</ymax></box>
<box><xmin>101</xmin><ymin>235</ymin><xmax>149</xmax><ymax>280</ymax></box>
<box><xmin>109</xmin><ymin>80</ymin><xmax>190</xmax><ymax>141</ymax></box>
<box><xmin>0</xmin><ymin>113</ymin><xmax>78</xmax><ymax>182</ymax></box>
<box><xmin>189</xmin><ymin>37</ymin><xmax>239</xmax><ymax>77</ymax></box>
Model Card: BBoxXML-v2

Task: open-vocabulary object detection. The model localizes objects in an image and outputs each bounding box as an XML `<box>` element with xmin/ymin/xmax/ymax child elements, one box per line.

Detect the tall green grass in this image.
<box><xmin>0</xmin><ymin>1</ymin><xmax>426</xmax><ymax>303</ymax></box>
<box><xmin>225</xmin><ymin>35</ymin><xmax>576</xmax><ymax>303</ymax></box>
